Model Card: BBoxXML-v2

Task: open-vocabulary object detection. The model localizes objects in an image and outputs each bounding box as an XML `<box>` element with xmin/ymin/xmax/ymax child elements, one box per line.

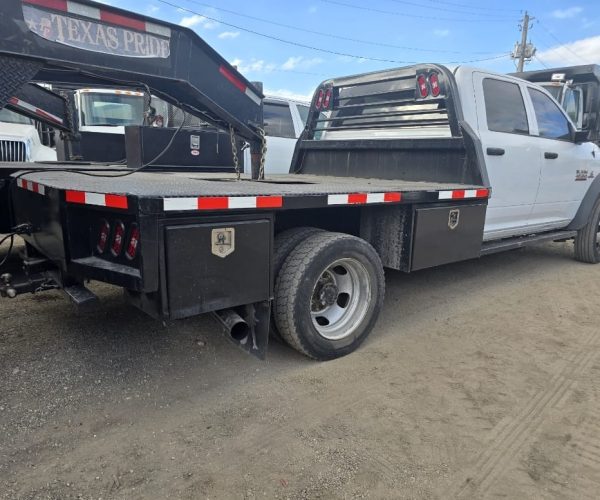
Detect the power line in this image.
<box><xmin>180</xmin><ymin>0</ymin><xmax>500</xmax><ymax>55</ymax></box>
<box><xmin>417</xmin><ymin>0</ymin><xmax>521</xmax><ymax>12</ymax></box>
<box><xmin>320</xmin><ymin>0</ymin><xmax>518</xmax><ymax>22</ymax></box>
<box><xmin>159</xmin><ymin>1</ymin><xmax>511</xmax><ymax>65</ymax></box>
<box><xmin>534</xmin><ymin>54</ymin><xmax>550</xmax><ymax>69</ymax></box>
<box><xmin>382</xmin><ymin>0</ymin><xmax>521</xmax><ymax>16</ymax></box>
<box><xmin>537</xmin><ymin>21</ymin><xmax>589</xmax><ymax>64</ymax></box>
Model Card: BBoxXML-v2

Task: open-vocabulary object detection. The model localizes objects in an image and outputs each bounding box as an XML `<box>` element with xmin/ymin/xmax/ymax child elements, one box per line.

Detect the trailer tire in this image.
<box><xmin>270</xmin><ymin>227</ymin><xmax>324</xmax><ymax>339</ymax></box>
<box><xmin>574</xmin><ymin>196</ymin><xmax>600</xmax><ymax>263</ymax></box>
<box><xmin>274</xmin><ymin>232</ymin><xmax>385</xmax><ymax>360</ymax></box>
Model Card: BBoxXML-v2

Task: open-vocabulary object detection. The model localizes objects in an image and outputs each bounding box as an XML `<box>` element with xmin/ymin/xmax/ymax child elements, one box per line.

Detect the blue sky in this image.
<box><xmin>111</xmin><ymin>0</ymin><xmax>599</xmax><ymax>101</ymax></box>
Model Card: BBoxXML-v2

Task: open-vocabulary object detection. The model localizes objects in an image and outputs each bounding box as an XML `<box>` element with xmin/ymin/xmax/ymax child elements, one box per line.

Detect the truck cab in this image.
<box><xmin>0</xmin><ymin>108</ymin><xmax>56</xmax><ymax>162</ymax></box>
<box><xmin>455</xmin><ymin>67</ymin><xmax>600</xmax><ymax>241</ymax></box>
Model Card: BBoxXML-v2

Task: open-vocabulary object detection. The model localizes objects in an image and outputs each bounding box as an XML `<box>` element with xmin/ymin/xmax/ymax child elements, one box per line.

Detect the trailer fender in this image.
<box><xmin>567</xmin><ymin>175</ymin><xmax>600</xmax><ymax>231</ymax></box>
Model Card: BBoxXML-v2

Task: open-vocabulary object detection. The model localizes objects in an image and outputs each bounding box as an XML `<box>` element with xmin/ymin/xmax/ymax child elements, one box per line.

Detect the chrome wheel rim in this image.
<box><xmin>310</xmin><ymin>258</ymin><xmax>371</xmax><ymax>341</ymax></box>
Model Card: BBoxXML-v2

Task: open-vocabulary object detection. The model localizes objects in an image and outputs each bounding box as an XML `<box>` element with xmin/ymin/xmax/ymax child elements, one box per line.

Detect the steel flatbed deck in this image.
<box><xmin>8</xmin><ymin>165</ymin><xmax>489</xmax><ymax>214</ymax></box>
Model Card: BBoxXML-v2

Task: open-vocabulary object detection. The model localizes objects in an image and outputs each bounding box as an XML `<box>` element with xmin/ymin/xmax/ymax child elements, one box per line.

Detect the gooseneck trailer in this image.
<box><xmin>1</xmin><ymin>0</ymin><xmax>599</xmax><ymax>360</ymax></box>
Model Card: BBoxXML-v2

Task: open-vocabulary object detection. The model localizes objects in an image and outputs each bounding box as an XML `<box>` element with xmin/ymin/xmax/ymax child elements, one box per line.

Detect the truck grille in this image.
<box><xmin>0</xmin><ymin>140</ymin><xmax>27</xmax><ymax>162</ymax></box>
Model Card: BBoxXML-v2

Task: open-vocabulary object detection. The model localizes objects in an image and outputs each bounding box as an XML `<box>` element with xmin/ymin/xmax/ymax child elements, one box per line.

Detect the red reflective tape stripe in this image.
<box><xmin>384</xmin><ymin>192</ymin><xmax>402</xmax><ymax>202</ymax></box>
<box><xmin>100</xmin><ymin>11</ymin><xmax>146</xmax><ymax>31</ymax></box>
<box><xmin>8</xmin><ymin>97</ymin><xmax>19</xmax><ymax>106</ymax></box>
<box><xmin>256</xmin><ymin>196</ymin><xmax>283</xmax><ymax>208</ymax></box>
<box><xmin>35</xmin><ymin>108</ymin><xmax>63</xmax><ymax>124</ymax></box>
<box><xmin>31</xmin><ymin>183</ymin><xmax>40</xmax><ymax>194</ymax></box>
<box><xmin>219</xmin><ymin>66</ymin><xmax>247</xmax><ymax>93</ymax></box>
<box><xmin>451</xmin><ymin>190</ymin><xmax>466</xmax><ymax>199</ymax></box>
<box><xmin>22</xmin><ymin>0</ymin><xmax>68</xmax><ymax>10</ymax></box>
<box><xmin>198</xmin><ymin>197</ymin><xmax>229</xmax><ymax>210</ymax></box>
<box><xmin>476</xmin><ymin>189</ymin><xmax>489</xmax><ymax>198</ymax></box>
<box><xmin>348</xmin><ymin>193</ymin><xmax>368</xmax><ymax>204</ymax></box>
<box><xmin>66</xmin><ymin>190</ymin><xmax>86</xmax><ymax>204</ymax></box>
<box><xmin>105</xmin><ymin>194</ymin><xmax>128</xmax><ymax>209</ymax></box>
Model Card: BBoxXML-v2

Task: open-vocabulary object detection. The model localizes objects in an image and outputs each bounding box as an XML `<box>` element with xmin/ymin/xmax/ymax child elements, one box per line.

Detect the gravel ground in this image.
<box><xmin>1</xmin><ymin>238</ymin><xmax>600</xmax><ymax>499</ymax></box>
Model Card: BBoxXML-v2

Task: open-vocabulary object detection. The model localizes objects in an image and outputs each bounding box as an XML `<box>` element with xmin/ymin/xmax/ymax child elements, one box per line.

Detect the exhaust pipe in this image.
<box><xmin>214</xmin><ymin>309</ymin><xmax>251</xmax><ymax>343</ymax></box>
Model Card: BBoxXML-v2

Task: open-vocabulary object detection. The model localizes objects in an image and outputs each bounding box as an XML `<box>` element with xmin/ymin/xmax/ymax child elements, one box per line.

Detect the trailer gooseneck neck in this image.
<box><xmin>0</xmin><ymin>0</ymin><xmax>266</xmax><ymax>177</ymax></box>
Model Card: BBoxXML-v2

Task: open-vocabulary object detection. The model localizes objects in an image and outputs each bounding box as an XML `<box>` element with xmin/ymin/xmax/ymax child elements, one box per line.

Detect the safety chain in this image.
<box><xmin>229</xmin><ymin>125</ymin><xmax>241</xmax><ymax>180</ymax></box>
<box><xmin>258</xmin><ymin>127</ymin><xmax>267</xmax><ymax>181</ymax></box>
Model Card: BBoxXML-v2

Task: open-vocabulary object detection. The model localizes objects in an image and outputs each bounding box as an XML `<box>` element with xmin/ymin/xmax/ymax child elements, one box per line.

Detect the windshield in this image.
<box><xmin>541</xmin><ymin>84</ymin><xmax>562</xmax><ymax>101</ymax></box>
<box><xmin>0</xmin><ymin>108</ymin><xmax>33</xmax><ymax>125</ymax></box>
<box><xmin>80</xmin><ymin>92</ymin><xmax>145</xmax><ymax>126</ymax></box>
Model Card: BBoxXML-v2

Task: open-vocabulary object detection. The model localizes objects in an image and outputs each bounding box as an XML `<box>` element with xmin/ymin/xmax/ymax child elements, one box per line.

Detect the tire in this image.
<box><xmin>574</xmin><ymin>197</ymin><xmax>600</xmax><ymax>263</ymax></box>
<box><xmin>270</xmin><ymin>227</ymin><xmax>323</xmax><ymax>340</ymax></box>
<box><xmin>274</xmin><ymin>231</ymin><xmax>385</xmax><ymax>360</ymax></box>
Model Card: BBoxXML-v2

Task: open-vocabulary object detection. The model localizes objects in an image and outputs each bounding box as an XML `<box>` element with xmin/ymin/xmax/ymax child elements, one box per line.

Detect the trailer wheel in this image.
<box><xmin>271</xmin><ymin>227</ymin><xmax>323</xmax><ymax>339</ymax></box>
<box><xmin>574</xmin><ymin>197</ymin><xmax>600</xmax><ymax>263</ymax></box>
<box><xmin>274</xmin><ymin>232</ymin><xmax>385</xmax><ymax>360</ymax></box>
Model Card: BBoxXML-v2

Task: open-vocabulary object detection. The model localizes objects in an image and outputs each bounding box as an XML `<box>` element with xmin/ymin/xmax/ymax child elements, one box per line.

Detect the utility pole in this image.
<box><xmin>511</xmin><ymin>11</ymin><xmax>536</xmax><ymax>72</ymax></box>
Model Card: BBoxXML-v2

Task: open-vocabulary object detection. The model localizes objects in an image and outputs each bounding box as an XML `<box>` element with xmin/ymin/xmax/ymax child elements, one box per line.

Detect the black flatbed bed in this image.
<box><xmin>5</xmin><ymin>164</ymin><xmax>483</xmax><ymax>203</ymax></box>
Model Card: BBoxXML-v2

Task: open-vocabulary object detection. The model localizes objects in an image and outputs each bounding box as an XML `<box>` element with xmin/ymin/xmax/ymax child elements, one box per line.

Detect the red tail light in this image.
<box><xmin>110</xmin><ymin>220</ymin><xmax>126</xmax><ymax>257</ymax></box>
<box><xmin>125</xmin><ymin>224</ymin><xmax>140</xmax><ymax>261</ymax></box>
<box><xmin>323</xmin><ymin>88</ymin><xmax>332</xmax><ymax>109</ymax></box>
<box><xmin>429</xmin><ymin>72</ymin><xmax>441</xmax><ymax>97</ymax></box>
<box><xmin>417</xmin><ymin>74</ymin><xmax>429</xmax><ymax>98</ymax></box>
<box><xmin>315</xmin><ymin>89</ymin><xmax>324</xmax><ymax>109</ymax></box>
<box><xmin>97</xmin><ymin>219</ymin><xmax>110</xmax><ymax>254</ymax></box>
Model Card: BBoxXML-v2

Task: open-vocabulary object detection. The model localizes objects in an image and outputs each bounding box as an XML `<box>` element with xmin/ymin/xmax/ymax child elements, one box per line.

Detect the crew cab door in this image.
<box><xmin>473</xmin><ymin>73</ymin><xmax>541</xmax><ymax>239</ymax></box>
<box><xmin>525</xmin><ymin>86</ymin><xmax>598</xmax><ymax>229</ymax></box>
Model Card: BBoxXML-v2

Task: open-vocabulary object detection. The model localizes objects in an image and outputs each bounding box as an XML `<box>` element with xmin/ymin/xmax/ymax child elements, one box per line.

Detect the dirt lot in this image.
<box><xmin>1</xmin><ymin>239</ymin><xmax>600</xmax><ymax>499</ymax></box>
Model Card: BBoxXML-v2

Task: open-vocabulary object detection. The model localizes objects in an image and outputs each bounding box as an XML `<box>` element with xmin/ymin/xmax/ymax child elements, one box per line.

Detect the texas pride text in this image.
<box><xmin>23</xmin><ymin>5</ymin><xmax>170</xmax><ymax>59</ymax></box>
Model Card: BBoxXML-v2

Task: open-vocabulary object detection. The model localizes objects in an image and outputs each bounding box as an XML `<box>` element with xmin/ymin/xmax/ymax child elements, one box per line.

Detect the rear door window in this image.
<box><xmin>528</xmin><ymin>88</ymin><xmax>571</xmax><ymax>140</ymax></box>
<box><xmin>264</xmin><ymin>103</ymin><xmax>296</xmax><ymax>138</ymax></box>
<box><xmin>482</xmin><ymin>78</ymin><xmax>529</xmax><ymax>135</ymax></box>
<box><xmin>297</xmin><ymin>105</ymin><xmax>310</xmax><ymax>126</ymax></box>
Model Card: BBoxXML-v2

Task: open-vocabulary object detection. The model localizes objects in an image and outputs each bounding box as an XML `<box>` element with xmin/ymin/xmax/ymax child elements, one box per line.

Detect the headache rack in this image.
<box><xmin>290</xmin><ymin>64</ymin><xmax>486</xmax><ymax>187</ymax></box>
<box><xmin>308</xmin><ymin>65</ymin><xmax>461</xmax><ymax>139</ymax></box>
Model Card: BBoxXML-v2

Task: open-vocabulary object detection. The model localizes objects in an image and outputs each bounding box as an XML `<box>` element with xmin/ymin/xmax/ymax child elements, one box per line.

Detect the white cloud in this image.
<box><xmin>281</xmin><ymin>56</ymin><xmax>323</xmax><ymax>70</ymax></box>
<box><xmin>231</xmin><ymin>58</ymin><xmax>277</xmax><ymax>74</ymax></box>
<box><xmin>264</xmin><ymin>88</ymin><xmax>314</xmax><ymax>103</ymax></box>
<box><xmin>147</xmin><ymin>5</ymin><xmax>159</xmax><ymax>14</ymax></box>
<box><xmin>179</xmin><ymin>14</ymin><xmax>218</xmax><ymax>29</ymax></box>
<box><xmin>230</xmin><ymin>56</ymin><xmax>324</xmax><ymax>75</ymax></box>
<box><xmin>218</xmin><ymin>31</ymin><xmax>240</xmax><ymax>39</ymax></box>
<box><xmin>551</xmin><ymin>6</ymin><xmax>583</xmax><ymax>19</ymax></box>
<box><xmin>337</xmin><ymin>55</ymin><xmax>367</xmax><ymax>64</ymax></box>
<box><xmin>308</xmin><ymin>6</ymin><xmax>317</xmax><ymax>14</ymax></box>
<box><xmin>434</xmin><ymin>29</ymin><xmax>450</xmax><ymax>37</ymax></box>
<box><xmin>537</xmin><ymin>35</ymin><xmax>600</xmax><ymax>65</ymax></box>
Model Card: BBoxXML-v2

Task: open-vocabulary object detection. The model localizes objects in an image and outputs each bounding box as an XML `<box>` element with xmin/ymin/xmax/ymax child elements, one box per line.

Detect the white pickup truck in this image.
<box><xmin>454</xmin><ymin>68</ymin><xmax>600</xmax><ymax>247</ymax></box>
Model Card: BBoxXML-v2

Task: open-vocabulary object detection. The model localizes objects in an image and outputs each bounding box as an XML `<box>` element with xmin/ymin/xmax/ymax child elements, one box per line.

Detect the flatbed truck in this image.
<box><xmin>1</xmin><ymin>0</ymin><xmax>599</xmax><ymax>361</ymax></box>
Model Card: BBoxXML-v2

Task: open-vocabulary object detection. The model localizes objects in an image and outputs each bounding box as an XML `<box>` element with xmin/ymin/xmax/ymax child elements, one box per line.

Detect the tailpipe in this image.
<box><xmin>214</xmin><ymin>309</ymin><xmax>250</xmax><ymax>342</ymax></box>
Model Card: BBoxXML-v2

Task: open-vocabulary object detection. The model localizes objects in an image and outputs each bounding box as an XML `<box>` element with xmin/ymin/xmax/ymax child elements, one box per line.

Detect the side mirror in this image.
<box><xmin>573</xmin><ymin>129</ymin><xmax>590</xmax><ymax>144</ymax></box>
